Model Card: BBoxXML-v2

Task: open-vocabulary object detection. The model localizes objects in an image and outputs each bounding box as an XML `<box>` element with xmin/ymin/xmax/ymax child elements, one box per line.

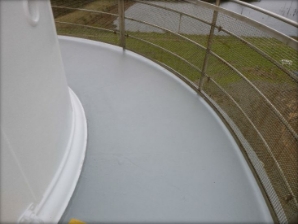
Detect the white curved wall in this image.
<box><xmin>0</xmin><ymin>0</ymin><xmax>75</xmax><ymax>222</ymax></box>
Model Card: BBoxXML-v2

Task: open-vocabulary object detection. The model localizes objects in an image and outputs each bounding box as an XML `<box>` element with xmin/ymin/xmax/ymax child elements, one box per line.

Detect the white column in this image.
<box><xmin>0</xmin><ymin>0</ymin><xmax>87</xmax><ymax>223</ymax></box>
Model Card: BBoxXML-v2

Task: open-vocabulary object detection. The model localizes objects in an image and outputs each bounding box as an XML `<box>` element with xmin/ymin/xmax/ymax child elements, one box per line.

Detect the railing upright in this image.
<box><xmin>118</xmin><ymin>0</ymin><xmax>126</xmax><ymax>49</ymax></box>
<box><xmin>198</xmin><ymin>0</ymin><xmax>220</xmax><ymax>91</ymax></box>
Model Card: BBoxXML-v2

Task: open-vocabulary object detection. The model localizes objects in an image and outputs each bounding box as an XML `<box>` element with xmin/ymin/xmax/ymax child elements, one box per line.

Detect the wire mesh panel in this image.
<box><xmin>52</xmin><ymin>0</ymin><xmax>119</xmax><ymax>45</ymax></box>
<box><xmin>123</xmin><ymin>0</ymin><xmax>215</xmax><ymax>82</ymax></box>
<box><xmin>220</xmin><ymin>0</ymin><xmax>298</xmax><ymax>38</ymax></box>
<box><xmin>200</xmin><ymin>3</ymin><xmax>298</xmax><ymax>223</ymax></box>
<box><xmin>51</xmin><ymin>0</ymin><xmax>298</xmax><ymax>222</ymax></box>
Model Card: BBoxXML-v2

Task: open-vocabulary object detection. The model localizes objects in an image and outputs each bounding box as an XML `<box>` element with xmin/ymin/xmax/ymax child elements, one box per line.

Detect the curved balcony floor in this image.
<box><xmin>58</xmin><ymin>36</ymin><xmax>272</xmax><ymax>223</ymax></box>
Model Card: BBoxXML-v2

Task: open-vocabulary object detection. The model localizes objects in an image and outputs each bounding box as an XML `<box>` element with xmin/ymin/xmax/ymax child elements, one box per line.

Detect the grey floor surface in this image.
<box><xmin>58</xmin><ymin>36</ymin><xmax>273</xmax><ymax>223</ymax></box>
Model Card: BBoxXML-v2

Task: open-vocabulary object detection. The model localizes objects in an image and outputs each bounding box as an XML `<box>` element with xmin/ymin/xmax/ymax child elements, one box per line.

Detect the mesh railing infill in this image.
<box><xmin>51</xmin><ymin>0</ymin><xmax>298</xmax><ymax>222</ymax></box>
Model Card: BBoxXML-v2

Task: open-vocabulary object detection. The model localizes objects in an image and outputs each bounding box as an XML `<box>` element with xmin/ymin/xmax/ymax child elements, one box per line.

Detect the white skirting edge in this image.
<box><xmin>18</xmin><ymin>88</ymin><xmax>87</xmax><ymax>223</ymax></box>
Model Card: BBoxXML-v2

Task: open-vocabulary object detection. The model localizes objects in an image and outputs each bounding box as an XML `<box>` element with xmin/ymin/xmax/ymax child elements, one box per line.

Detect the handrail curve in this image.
<box><xmin>52</xmin><ymin>1</ymin><xmax>298</xmax><ymax>222</ymax></box>
<box><xmin>230</xmin><ymin>0</ymin><xmax>298</xmax><ymax>28</ymax></box>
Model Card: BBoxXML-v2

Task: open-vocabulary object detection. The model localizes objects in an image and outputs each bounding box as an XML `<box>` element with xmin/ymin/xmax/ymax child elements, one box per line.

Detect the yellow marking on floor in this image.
<box><xmin>68</xmin><ymin>218</ymin><xmax>86</xmax><ymax>224</ymax></box>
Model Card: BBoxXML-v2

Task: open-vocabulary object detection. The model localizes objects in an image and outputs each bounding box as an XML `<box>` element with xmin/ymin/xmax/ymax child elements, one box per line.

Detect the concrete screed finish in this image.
<box><xmin>58</xmin><ymin>36</ymin><xmax>273</xmax><ymax>223</ymax></box>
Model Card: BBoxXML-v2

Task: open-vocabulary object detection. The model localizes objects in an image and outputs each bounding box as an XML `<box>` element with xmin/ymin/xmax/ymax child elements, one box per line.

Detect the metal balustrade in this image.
<box><xmin>51</xmin><ymin>0</ymin><xmax>298</xmax><ymax>222</ymax></box>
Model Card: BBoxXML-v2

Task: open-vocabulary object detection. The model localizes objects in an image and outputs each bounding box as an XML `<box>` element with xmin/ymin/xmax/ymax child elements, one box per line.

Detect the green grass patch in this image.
<box><xmin>55</xmin><ymin>23</ymin><xmax>297</xmax><ymax>88</ymax></box>
<box><xmin>51</xmin><ymin>1</ymin><xmax>297</xmax><ymax>88</ymax></box>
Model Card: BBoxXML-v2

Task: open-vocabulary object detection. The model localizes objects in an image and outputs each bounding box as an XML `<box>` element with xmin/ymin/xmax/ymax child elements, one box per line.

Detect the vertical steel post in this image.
<box><xmin>178</xmin><ymin>13</ymin><xmax>182</xmax><ymax>33</ymax></box>
<box><xmin>198</xmin><ymin>0</ymin><xmax>220</xmax><ymax>91</ymax></box>
<box><xmin>118</xmin><ymin>0</ymin><xmax>126</xmax><ymax>49</ymax></box>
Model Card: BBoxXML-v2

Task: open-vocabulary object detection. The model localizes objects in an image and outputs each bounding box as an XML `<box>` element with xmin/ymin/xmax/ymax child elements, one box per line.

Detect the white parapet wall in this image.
<box><xmin>0</xmin><ymin>0</ymin><xmax>87</xmax><ymax>223</ymax></box>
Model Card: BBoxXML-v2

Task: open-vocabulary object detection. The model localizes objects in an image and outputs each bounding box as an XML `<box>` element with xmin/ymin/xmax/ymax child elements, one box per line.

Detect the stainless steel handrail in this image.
<box><xmin>132</xmin><ymin>0</ymin><xmax>298</xmax><ymax>82</ymax></box>
<box><xmin>124</xmin><ymin>16</ymin><xmax>207</xmax><ymax>51</ymax></box>
<box><xmin>209</xmin><ymin>50</ymin><xmax>298</xmax><ymax>141</ymax></box>
<box><xmin>218</xmin><ymin>26</ymin><xmax>298</xmax><ymax>82</ymax></box>
<box><xmin>208</xmin><ymin>78</ymin><xmax>298</xmax><ymax>208</ymax></box>
<box><xmin>123</xmin><ymin>16</ymin><xmax>298</xmax><ymax>141</ymax></box>
<box><xmin>55</xmin><ymin>6</ymin><xmax>298</xmax><ymax>141</ymax></box>
<box><xmin>186</xmin><ymin>0</ymin><xmax>298</xmax><ymax>50</ymax></box>
<box><xmin>134</xmin><ymin>0</ymin><xmax>213</xmax><ymax>26</ymax></box>
<box><xmin>128</xmin><ymin>35</ymin><xmax>203</xmax><ymax>73</ymax></box>
<box><xmin>136</xmin><ymin>0</ymin><xmax>298</xmax><ymax>49</ymax></box>
<box><xmin>52</xmin><ymin>5</ymin><xmax>118</xmax><ymax>17</ymax></box>
<box><xmin>230</xmin><ymin>0</ymin><xmax>298</xmax><ymax>28</ymax></box>
<box><xmin>53</xmin><ymin>3</ymin><xmax>297</xmax><ymax>82</ymax></box>
<box><xmin>55</xmin><ymin>21</ymin><xmax>117</xmax><ymax>33</ymax></box>
<box><xmin>52</xmin><ymin>2</ymin><xmax>298</xmax><ymax>222</ymax></box>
